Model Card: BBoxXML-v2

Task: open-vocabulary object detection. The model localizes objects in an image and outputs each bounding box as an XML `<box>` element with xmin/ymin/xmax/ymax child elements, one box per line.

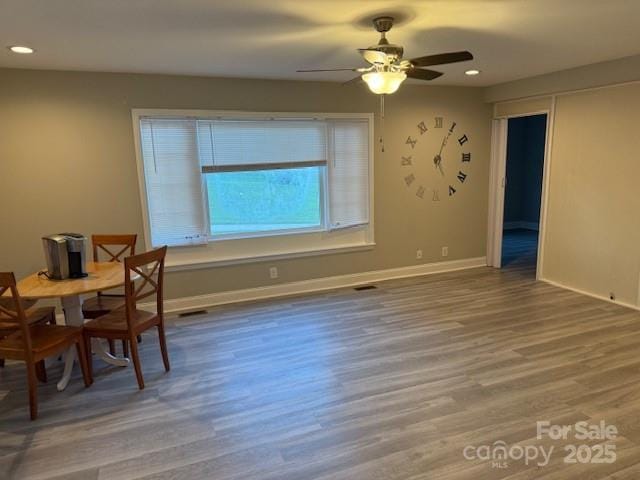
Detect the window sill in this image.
<box><xmin>165</xmin><ymin>242</ymin><xmax>375</xmax><ymax>272</ymax></box>
<box><xmin>162</xmin><ymin>226</ymin><xmax>375</xmax><ymax>272</ymax></box>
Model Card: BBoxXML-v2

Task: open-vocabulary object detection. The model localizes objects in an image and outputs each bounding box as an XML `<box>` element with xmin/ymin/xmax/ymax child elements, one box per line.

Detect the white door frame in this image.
<box><xmin>487</xmin><ymin>104</ymin><xmax>556</xmax><ymax>279</ymax></box>
<box><xmin>487</xmin><ymin>118</ymin><xmax>508</xmax><ymax>268</ymax></box>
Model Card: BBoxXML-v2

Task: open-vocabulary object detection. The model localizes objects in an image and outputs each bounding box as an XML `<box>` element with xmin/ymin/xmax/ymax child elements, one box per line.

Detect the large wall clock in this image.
<box><xmin>401</xmin><ymin>117</ymin><xmax>472</xmax><ymax>201</ymax></box>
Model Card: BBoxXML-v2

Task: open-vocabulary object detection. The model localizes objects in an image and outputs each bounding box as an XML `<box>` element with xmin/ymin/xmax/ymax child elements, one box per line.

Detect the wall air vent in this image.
<box><xmin>354</xmin><ymin>285</ymin><xmax>377</xmax><ymax>291</ymax></box>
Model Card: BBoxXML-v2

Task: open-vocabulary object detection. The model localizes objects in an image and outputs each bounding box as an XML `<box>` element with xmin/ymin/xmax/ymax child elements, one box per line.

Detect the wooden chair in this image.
<box><xmin>0</xmin><ymin>272</ymin><xmax>92</xmax><ymax>420</ymax></box>
<box><xmin>0</xmin><ymin>298</ymin><xmax>57</xmax><ymax>368</ymax></box>
<box><xmin>83</xmin><ymin>246</ymin><xmax>170</xmax><ymax>389</ymax></box>
<box><xmin>82</xmin><ymin>234</ymin><xmax>137</xmax><ymax>357</ymax></box>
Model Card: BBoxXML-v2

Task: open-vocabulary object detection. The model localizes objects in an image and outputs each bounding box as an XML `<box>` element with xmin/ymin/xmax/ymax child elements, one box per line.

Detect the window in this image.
<box><xmin>134</xmin><ymin>110</ymin><xmax>373</xmax><ymax>267</ymax></box>
<box><xmin>197</xmin><ymin>119</ymin><xmax>327</xmax><ymax>238</ymax></box>
<box><xmin>206</xmin><ymin>167</ymin><xmax>322</xmax><ymax>236</ymax></box>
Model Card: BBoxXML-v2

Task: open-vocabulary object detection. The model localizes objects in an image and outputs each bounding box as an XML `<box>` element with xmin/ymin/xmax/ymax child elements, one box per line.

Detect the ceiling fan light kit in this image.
<box><xmin>296</xmin><ymin>16</ymin><xmax>474</xmax><ymax>95</ymax></box>
<box><xmin>362</xmin><ymin>71</ymin><xmax>407</xmax><ymax>94</ymax></box>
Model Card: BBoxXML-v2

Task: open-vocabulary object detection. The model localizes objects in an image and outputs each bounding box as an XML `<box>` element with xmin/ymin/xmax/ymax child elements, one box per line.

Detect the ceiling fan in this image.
<box><xmin>297</xmin><ymin>16</ymin><xmax>474</xmax><ymax>94</ymax></box>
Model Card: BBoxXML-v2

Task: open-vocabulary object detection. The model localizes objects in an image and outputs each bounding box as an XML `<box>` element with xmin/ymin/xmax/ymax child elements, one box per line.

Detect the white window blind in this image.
<box><xmin>328</xmin><ymin>119</ymin><xmax>370</xmax><ymax>229</ymax></box>
<box><xmin>197</xmin><ymin>119</ymin><xmax>327</xmax><ymax>172</ymax></box>
<box><xmin>137</xmin><ymin>113</ymin><xmax>371</xmax><ymax>248</ymax></box>
<box><xmin>139</xmin><ymin>118</ymin><xmax>208</xmax><ymax>247</ymax></box>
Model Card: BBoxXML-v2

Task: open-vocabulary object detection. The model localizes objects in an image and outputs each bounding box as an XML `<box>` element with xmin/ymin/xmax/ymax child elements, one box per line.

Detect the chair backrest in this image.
<box><xmin>92</xmin><ymin>234</ymin><xmax>137</xmax><ymax>263</ymax></box>
<box><xmin>0</xmin><ymin>272</ymin><xmax>34</xmax><ymax>355</ymax></box>
<box><xmin>123</xmin><ymin>247</ymin><xmax>167</xmax><ymax>331</ymax></box>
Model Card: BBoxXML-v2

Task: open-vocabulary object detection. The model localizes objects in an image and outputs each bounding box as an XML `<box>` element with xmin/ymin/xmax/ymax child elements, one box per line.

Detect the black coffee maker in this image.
<box><xmin>42</xmin><ymin>233</ymin><xmax>89</xmax><ymax>280</ymax></box>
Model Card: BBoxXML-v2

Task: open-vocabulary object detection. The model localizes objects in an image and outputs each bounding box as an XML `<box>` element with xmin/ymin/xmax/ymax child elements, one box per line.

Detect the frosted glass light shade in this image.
<box><xmin>362</xmin><ymin>71</ymin><xmax>407</xmax><ymax>94</ymax></box>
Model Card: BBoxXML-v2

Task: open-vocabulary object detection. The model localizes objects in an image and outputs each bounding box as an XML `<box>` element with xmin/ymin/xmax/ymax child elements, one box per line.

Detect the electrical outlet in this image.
<box><xmin>269</xmin><ymin>267</ymin><xmax>278</xmax><ymax>279</ymax></box>
<box><xmin>441</xmin><ymin>246</ymin><xmax>449</xmax><ymax>257</ymax></box>
<box><xmin>416</xmin><ymin>249</ymin><xmax>423</xmax><ymax>260</ymax></box>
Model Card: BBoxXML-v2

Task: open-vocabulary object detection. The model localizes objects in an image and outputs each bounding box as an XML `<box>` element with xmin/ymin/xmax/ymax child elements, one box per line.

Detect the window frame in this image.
<box><xmin>132</xmin><ymin>109</ymin><xmax>375</xmax><ymax>270</ymax></box>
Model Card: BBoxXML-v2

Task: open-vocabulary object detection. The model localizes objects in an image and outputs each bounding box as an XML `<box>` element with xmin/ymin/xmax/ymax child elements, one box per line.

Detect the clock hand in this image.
<box><xmin>438</xmin><ymin>131</ymin><xmax>451</xmax><ymax>155</ymax></box>
<box><xmin>434</xmin><ymin>133</ymin><xmax>451</xmax><ymax>175</ymax></box>
<box><xmin>433</xmin><ymin>154</ymin><xmax>445</xmax><ymax>176</ymax></box>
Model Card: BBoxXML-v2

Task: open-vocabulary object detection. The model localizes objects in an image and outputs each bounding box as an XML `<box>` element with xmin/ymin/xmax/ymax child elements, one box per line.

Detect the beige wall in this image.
<box><xmin>542</xmin><ymin>83</ymin><xmax>640</xmax><ymax>307</ymax></box>
<box><xmin>485</xmin><ymin>54</ymin><xmax>640</xmax><ymax>103</ymax></box>
<box><xmin>494</xmin><ymin>97</ymin><xmax>553</xmax><ymax>118</ymax></box>
<box><xmin>491</xmin><ymin>58</ymin><xmax>640</xmax><ymax>310</ymax></box>
<box><xmin>0</xmin><ymin>68</ymin><xmax>491</xmax><ymax>300</ymax></box>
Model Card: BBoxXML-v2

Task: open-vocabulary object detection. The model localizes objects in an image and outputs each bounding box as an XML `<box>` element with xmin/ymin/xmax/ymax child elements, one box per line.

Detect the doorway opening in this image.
<box><xmin>487</xmin><ymin>111</ymin><xmax>551</xmax><ymax>277</ymax></box>
<box><xmin>502</xmin><ymin>114</ymin><xmax>547</xmax><ymax>269</ymax></box>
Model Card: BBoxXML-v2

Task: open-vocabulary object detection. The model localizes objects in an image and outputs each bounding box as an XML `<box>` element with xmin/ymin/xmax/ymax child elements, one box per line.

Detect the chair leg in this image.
<box><xmin>108</xmin><ymin>340</ymin><xmax>116</xmax><ymax>356</ymax></box>
<box><xmin>157</xmin><ymin>324</ymin><xmax>170</xmax><ymax>372</ymax></box>
<box><xmin>129</xmin><ymin>335</ymin><xmax>145</xmax><ymax>390</ymax></box>
<box><xmin>75</xmin><ymin>338</ymin><xmax>92</xmax><ymax>387</ymax></box>
<box><xmin>122</xmin><ymin>340</ymin><xmax>129</xmax><ymax>358</ymax></box>
<box><xmin>0</xmin><ymin>358</ymin><xmax>4</xmax><ymax>368</ymax></box>
<box><xmin>35</xmin><ymin>360</ymin><xmax>47</xmax><ymax>383</ymax></box>
<box><xmin>83</xmin><ymin>334</ymin><xmax>93</xmax><ymax>381</ymax></box>
<box><xmin>137</xmin><ymin>334</ymin><xmax>142</xmax><ymax>344</ymax></box>
<box><xmin>26</xmin><ymin>362</ymin><xmax>38</xmax><ymax>420</ymax></box>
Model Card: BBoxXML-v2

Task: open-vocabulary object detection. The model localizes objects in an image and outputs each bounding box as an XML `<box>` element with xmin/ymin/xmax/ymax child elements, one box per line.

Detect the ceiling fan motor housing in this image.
<box><xmin>373</xmin><ymin>16</ymin><xmax>394</xmax><ymax>33</ymax></box>
<box><xmin>371</xmin><ymin>16</ymin><xmax>403</xmax><ymax>60</ymax></box>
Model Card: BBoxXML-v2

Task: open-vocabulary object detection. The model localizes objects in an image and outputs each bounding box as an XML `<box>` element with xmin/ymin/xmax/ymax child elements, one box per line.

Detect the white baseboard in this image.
<box><xmin>144</xmin><ymin>256</ymin><xmax>487</xmax><ymax>315</ymax></box>
<box><xmin>541</xmin><ymin>278</ymin><xmax>640</xmax><ymax>312</ymax></box>
<box><xmin>504</xmin><ymin>221</ymin><xmax>539</xmax><ymax>231</ymax></box>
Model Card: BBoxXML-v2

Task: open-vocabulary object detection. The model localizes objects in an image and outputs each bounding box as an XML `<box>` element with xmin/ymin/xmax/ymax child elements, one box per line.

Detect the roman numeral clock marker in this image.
<box><xmin>400</xmin><ymin>117</ymin><xmax>472</xmax><ymax>202</ymax></box>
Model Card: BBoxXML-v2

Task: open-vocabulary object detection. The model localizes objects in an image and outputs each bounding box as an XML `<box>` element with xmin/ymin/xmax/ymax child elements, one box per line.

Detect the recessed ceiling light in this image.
<box><xmin>465</xmin><ymin>69</ymin><xmax>481</xmax><ymax>76</ymax></box>
<box><xmin>8</xmin><ymin>45</ymin><xmax>35</xmax><ymax>54</ymax></box>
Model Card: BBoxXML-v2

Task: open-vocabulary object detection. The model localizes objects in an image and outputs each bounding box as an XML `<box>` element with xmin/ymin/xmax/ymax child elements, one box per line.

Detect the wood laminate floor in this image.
<box><xmin>2</xmin><ymin>260</ymin><xmax>640</xmax><ymax>479</ymax></box>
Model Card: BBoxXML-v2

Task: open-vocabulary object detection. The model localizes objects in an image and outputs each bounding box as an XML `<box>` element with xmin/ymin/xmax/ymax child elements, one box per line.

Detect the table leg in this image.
<box><xmin>57</xmin><ymin>349</ymin><xmax>76</xmax><ymax>391</ymax></box>
<box><xmin>93</xmin><ymin>338</ymin><xmax>130</xmax><ymax>367</ymax></box>
<box><xmin>58</xmin><ymin>295</ymin><xmax>129</xmax><ymax>391</ymax></box>
<box><xmin>58</xmin><ymin>295</ymin><xmax>83</xmax><ymax>391</ymax></box>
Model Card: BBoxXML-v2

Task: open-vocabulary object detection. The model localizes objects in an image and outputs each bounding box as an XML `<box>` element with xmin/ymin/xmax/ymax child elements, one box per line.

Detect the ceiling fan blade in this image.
<box><xmin>342</xmin><ymin>75</ymin><xmax>363</xmax><ymax>85</ymax></box>
<box><xmin>409</xmin><ymin>51</ymin><xmax>473</xmax><ymax>67</ymax></box>
<box><xmin>406</xmin><ymin>68</ymin><xmax>443</xmax><ymax>81</ymax></box>
<box><xmin>358</xmin><ymin>49</ymin><xmax>388</xmax><ymax>65</ymax></box>
<box><xmin>297</xmin><ymin>68</ymin><xmax>359</xmax><ymax>72</ymax></box>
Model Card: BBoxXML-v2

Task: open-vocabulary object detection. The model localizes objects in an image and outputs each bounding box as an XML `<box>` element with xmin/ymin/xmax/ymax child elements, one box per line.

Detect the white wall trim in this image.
<box><xmin>486</xmin><ymin>118</ymin><xmax>508</xmax><ymax>268</ymax></box>
<box><xmin>493</xmin><ymin>109</ymin><xmax>550</xmax><ymax>120</ymax></box>
<box><xmin>536</xmin><ymin>96</ymin><xmax>556</xmax><ymax>280</ymax></box>
<box><xmin>542</xmin><ymin>278</ymin><xmax>640</xmax><ymax>312</ymax></box>
<box><xmin>487</xmin><ymin>108</ymin><xmax>553</xmax><ymax>278</ymax></box>
<box><xmin>144</xmin><ymin>256</ymin><xmax>487</xmax><ymax>315</ymax></box>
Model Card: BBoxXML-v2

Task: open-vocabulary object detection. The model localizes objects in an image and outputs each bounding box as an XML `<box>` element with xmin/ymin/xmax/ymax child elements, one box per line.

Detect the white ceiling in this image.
<box><xmin>2</xmin><ymin>0</ymin><xmax>640</xmax><ymax>86</ymax></box>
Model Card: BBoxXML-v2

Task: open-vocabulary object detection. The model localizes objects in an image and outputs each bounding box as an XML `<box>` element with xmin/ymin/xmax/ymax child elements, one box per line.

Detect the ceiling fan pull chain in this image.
<box><xmin>379</xmin><ymin>94</ymin><xmax>385</xmax><ymax>153</ymax></box>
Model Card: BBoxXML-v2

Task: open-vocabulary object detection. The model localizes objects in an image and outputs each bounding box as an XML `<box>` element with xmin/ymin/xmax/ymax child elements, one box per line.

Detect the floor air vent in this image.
<box><xmin>178</xmin><ymin>310</ymin><xmax>208</xmax><ymax>317</ymax></box>
<box><xmin>354</xmin><ymin>285</ymin><xmax>377</xmax><ymax>291</ymax></box>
